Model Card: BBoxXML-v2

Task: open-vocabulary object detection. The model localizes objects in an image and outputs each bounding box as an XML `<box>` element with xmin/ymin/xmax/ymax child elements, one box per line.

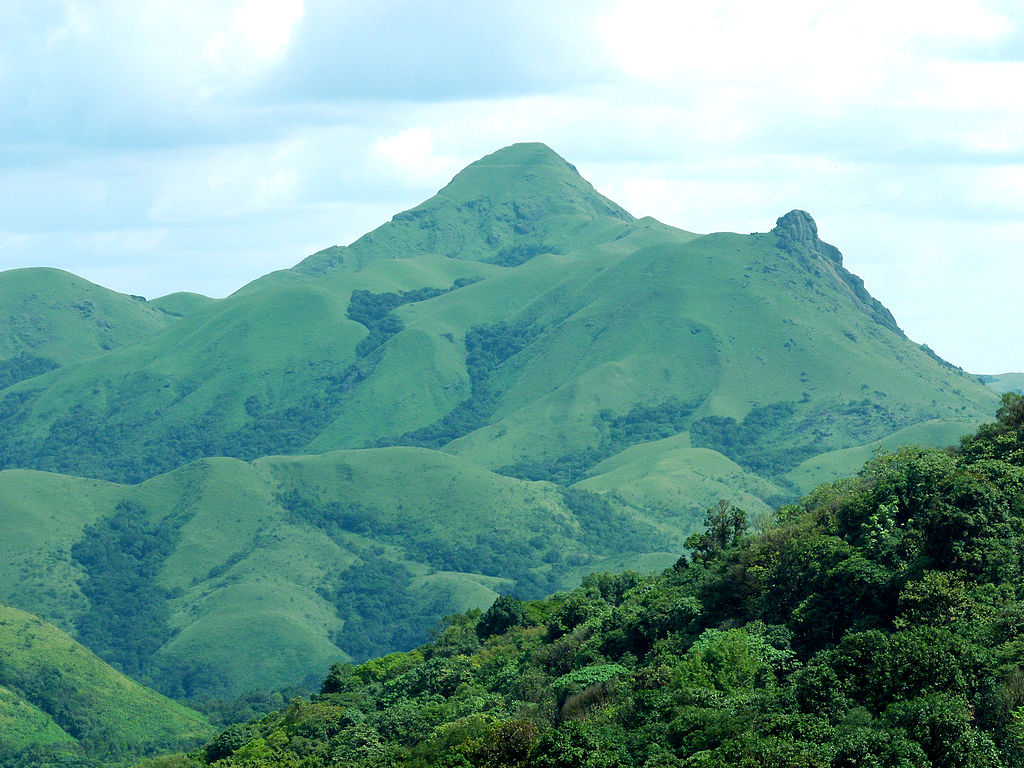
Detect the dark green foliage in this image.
<box><xmin>503</xmin><ymin>398</ymin><xmax>698</xmax><ymax>483</ymax></box>
<box><xmin>70</xmin><ymin>501</ymin><xmax>178</xmax><ymax>689</ymax></box>
<box><xmin>601</xmin><ymin>398</ymin><xmax>697</xmax><ymax>447</ymax></box>
<box><xmin>274</xmin><ymin>486</ymin><xmax>589</xmax><ymax>659</ymax></box>
<box><xmin>560</xmin><ymin>488</ymin><xmax>667</xmax><ymax>554</ymax></box>
<box><xmin>327</xmin><ymin>558</ymin><xmax>441</xmax><ymax>662</ymax></box>
<box><xmin>204</xmin><ymin>723</ymin><xmax>256</xmax><ymax>763</ymax></box>
<box><xmin>188</xmin><ymin>684</ymin><xmax>310</xmax><ymax>728</ymax></box>
<box><xmin>691</xmin><ymin>398</ymin><xmax>914</xmax><ymax>479</ymax></box>
<box><xmin>476</xmin><ymin>595</ymin><xmax>528</xmax><ymax>640</ymax></box>
<box><xmin>0</xmin><ymin>353</ymin><xmax>60</xmax><ymax>389</ymax></box>
<box><xmin>690</xmin><ymin>401</ymin><xmax>820</xmax><ymax>475</ymax></box>
<box><xmin>499</xmin><ymin>449</ymin><xmax>604</xmax><ymax>485</ymax></box>
<box><xmin>486</xmin><ymin>242</ymin><xmax>558</xmax><ymax>267</ymax></box>
<box><xmin>174</xmin><ymin>405</ymin><xmax>1024</xmax><ymax>767</ymax></box>
<box><xmin>347</xmin><ymin>279</ymin><xmax>479</xmax><ymax>356</ymax></box>
<box><xmin>961</xmin><ymin>392</ymin><xmax>1024</xmax><ymax>466</ymax></box>
<box><xmin>0</xmin><ymin>743</ymin><xmax>96</xmax><ymax>768</ymax></box>
<box><xmin>277</xmin><ymin>489</ymin><xmax>405</xmax><ymax>539</ymax></box>
<box><xmin>684</xmin><ymin>499</ymin><xmax>747</xmax><ymax>564</ymax></box>
<box><xmin>348</xmin><ymin>285</ymin><xmax>448</xmax><ymax>356</ymax></box>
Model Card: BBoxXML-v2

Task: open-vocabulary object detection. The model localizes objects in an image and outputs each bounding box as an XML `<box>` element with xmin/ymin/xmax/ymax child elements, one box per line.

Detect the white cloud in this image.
<box><xmin>369</xmin><ymin>127</ymin><xmax>462</xmax><ymax>189</ymax></box>
<box><xmin>200</xmin><ymin>0</ymin><xmax>305</xmax><ymax>95</ymax></box>
<box><xmin>1</xmin><ymin>0</ymin><xmax>1023</xmax><ymax>371</ymax></box>
<box><xmin>149</xmin><ymin>142</ymin><xmax>303</xmax><ymax>223</ymax></box>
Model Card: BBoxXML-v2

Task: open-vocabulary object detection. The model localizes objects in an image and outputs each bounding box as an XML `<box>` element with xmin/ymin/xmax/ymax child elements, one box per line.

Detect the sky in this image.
<box><xmin>1</xmin><ymin>1</ymin><xmax>1022</xmax><ymax>374</ymax></box>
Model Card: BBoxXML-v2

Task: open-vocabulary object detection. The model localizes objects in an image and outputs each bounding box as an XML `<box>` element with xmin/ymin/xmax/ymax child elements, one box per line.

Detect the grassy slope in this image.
<box><xmin>0</xmin><ymin>470</ymin><xmax>123</xmax><ymax>629</ymax></box>
<box><xmin>0</xmin><ymin>449</ymin><xmax>675</xmax><ymax>698</ymax></box>
<box><xmin>981</xmin><ymin>372</ymin><xmax>1024</xmax><ymax>395</ymax></box>
<box><xmin>152</xmin><ymin>406</ymin><xmax>1024</xmax><ymax>768</ymax></box>
<box><xmin>0</xmin><ymin>146</ymin><xmax>994</xmax><ymax>500</ymax></box>
<box><xmin>149</xmin><ymin>292</ymin><xmax>218</xmax><ymax>317</ymax></box>
<box><xmin>783</xmin><ymin>418</ymin><xmax>985</xmax><ymax>490</ymax></box>
<box><xmin>443</xmin><ymin>231</ymin><xmax>992</xmax><ymax>467</ymax></box>
<box><xmin>0</xmin><ymin>267</ymin><xmax>177</xmax><ymax>367</ymax></box>
<box><xmin>0</xmin><ymin>682</ymin><xmax>75</xmax><ymax>753</ymax></box>
<box><xmin>574</xmin><ymin>434</ymin><xmax>788</xmax><ymax>522</ymax></box>
<box><xmin>0</xmin><ymin>142</ymin><xmax>1002</xmax><ymax>703</ymax></box>
<box><xmin>0</xmin><ymin>604</ymin><xmax>211</xmax><ymax>765</ymax></box>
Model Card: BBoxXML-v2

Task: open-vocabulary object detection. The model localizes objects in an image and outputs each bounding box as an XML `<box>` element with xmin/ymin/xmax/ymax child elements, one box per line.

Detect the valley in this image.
<box><xmin>0</xmin><ymin>143</ymin><xmax>1007</xmax><ymax>766</ymax></box>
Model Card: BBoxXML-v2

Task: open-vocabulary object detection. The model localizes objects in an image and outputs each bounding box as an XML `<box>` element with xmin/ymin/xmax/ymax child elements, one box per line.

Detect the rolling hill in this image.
<box><xmin>981</xmin><ymin>372</ymin><xmax>1024</xmax><ymax>395</ymax></box>
<box><xmin>0</xmin><ymin>449</ymin><xmax>678</xmax><ymax>699</ymax></box>
<box><xmin>0</xmin><ymin>142</ymin><xmax>1000</xmax><ymax>703</ymax></box>
<box><xmin>0</xmin><ymin>145</ymin><xmax>995</xmax><ymax>491</ymax></box>
<box><xmin>147</xmin><ymin>399</ymin><xmax>1024</xmax><ymax>768</ymax></box>
<box><xmin>0</xmin><ymin>603</ymin><xmax>211</xmax><ymax>767</ymax></box>
<box><xmin>0</xmin><ymin>267</ymin><xmax>182</xmax><ymax>390</ymax></box>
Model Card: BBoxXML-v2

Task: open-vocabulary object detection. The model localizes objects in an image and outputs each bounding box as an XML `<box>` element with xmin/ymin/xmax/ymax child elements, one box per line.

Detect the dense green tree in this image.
<box><xmin>155</xmin><ymin>406</ymin><xmax>1024</xmax><ymax>768</ymax></box>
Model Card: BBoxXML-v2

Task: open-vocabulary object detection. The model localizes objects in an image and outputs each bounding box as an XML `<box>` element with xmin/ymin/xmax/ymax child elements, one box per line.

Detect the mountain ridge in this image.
<box><xmin>0</xmin><ymin>142</ymin><xmax>1000</xmax><ymax>704</ymax></box>
<box><xmin>295</xmin><ymin>142</ymin><xmax>637</xmax><ymax>275</ymax></box>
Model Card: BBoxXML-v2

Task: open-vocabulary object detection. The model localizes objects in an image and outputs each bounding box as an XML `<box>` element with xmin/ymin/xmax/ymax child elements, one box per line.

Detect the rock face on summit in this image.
<box><xmin>772</xmin><ymin>210</ymin><xmax>842</xmax><ymax>265</ymax></box>
<box><xmin>772</xmin><ymin>209</ymin><xmax>900</xmax><ymax>334</ymax></box>
<box><xmin>775</xmin><ymin>209</ymin><xmax>822</xmax><ymax>245</ymax></box>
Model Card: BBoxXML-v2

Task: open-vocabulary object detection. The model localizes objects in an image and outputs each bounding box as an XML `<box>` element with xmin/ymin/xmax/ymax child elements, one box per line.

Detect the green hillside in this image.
<box><xmin>148</xmin><ymin>396</ymin><xmax>1024</xmax><ymax>768</ymax></box>
<box><xmin>0</xmin><ymin>604</ymin><xmax>211</xmax><ymax>767</ymax></box>
<box><xmin>0</xmin><ymin>142</ymin><xmax>1002</xmax><ymax>715</ymax></box>
<box><xmin>0</xmin><ymin>145</ymin><xmax>996</xmax><ymax>498</ymax></box>
<box><xmin>149</xmin><ymin>292</ymin><xmax>218</xmax><ymax>318</ymax></box>
<box><xmin>981</xmin><ymin>372</ymin><xmax>1024</xmax><ymax>395</ymax></box>
<box><xmin>0</xmin><ymin>449</ymin><xmax>678</xmax><ymax>699</ymax></box>
<box><xmin>0</xmin><ymin>267</ymin><xmax>178</xmax><ymax>390</ymax></box>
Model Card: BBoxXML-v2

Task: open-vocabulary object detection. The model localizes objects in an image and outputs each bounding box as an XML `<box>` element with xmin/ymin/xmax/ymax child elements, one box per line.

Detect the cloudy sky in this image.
<box><xmin>1</xmin><ymin>1</ymin><xmax>1022</xmax><ymax>373</ymax></box>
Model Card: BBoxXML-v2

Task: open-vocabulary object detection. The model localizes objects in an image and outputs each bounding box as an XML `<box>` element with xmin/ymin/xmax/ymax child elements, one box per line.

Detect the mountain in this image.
<box><xmin>0</xmin><ymin>145</ymin><xmax>994</xmax><ymax>491</ymax></box>
<box><xmin>0</xmin><ymin>603</ymin><xmax>211</xmax><ymax>767</ymax></box>
<box><xmin>149</xmin><ymin>398</ymin><xmax>1024</xmax><ymax>768</ymax></box>
<box><xmin>0</xmin><ymin>142</ymin><xmax>1000</xmax><ymax>701</ymax></box>
<box><xmin>981</xmin><ymin>372</ymin><xmax>1024</xmax><ymax>395</ymax></box>
<box><xmin>0</xmin><ymin>267</ymin><xmax>180</xmax><ymax>390</ymax></box>
<box><xmin>0</xmin><ymin>451</ymin><xmax>677</xmax><ymax>699</ymax></box>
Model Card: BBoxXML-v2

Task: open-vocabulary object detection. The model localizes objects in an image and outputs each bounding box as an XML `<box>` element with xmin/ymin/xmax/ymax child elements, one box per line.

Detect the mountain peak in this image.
<box><xmin>468</xmin><ymin>142</ymin><xmax>577</xmax><ymax>169</ymax></box>
<box><xmin>299</xmin><ymin>143</ymin><xmax>634</xmax><ymax>272</ymax></box>
<box><xmin>773</xmin><ymin>210</ymin><xmax>819</xmax><ymax>244</ymax></box>
<box><xmin>435</xmin><ymin>142</ymin><xmax>630</xmax><ymax>222</ymax></box>
<box><xmin>771</xmin><ymin>209</ymin><xmax>841</xmax><ymax>267</ymax></box>
<box><xmin>771</xmin><ymin>209</ymin><xmax>901</xmax><ymax>334</ymax></box>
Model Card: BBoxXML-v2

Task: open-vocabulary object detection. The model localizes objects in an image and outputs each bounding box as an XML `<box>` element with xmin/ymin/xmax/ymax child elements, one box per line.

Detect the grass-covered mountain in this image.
<box><xmin>150</xmin><ymin>395</ymin><xmax>1024</xmax><ymax>768</ymax></box>
<box><xmin>0</xmin><ymin>144</ymin><xmax>994</xmax><ymax>496</ymax></box>
<box><xmin>982</xmin><ymin>373</ymin><xmax>1024</xmax><ymax>395</ymax></box>
<box><xmin>0</xmin><ymin>267</ymin><xmax>181</xmax><ymax>390</ymax></box>
<box><xmin>0</xmin><ymin>142</ymin><xmax>1000</xmax><ymax>705</ymax></box>
<box><xmin>0</xmin><ymin>603</ymin><xmax>211</xmax><ymax>768</ymax></box>
<box><xmin>0</xmin><ymin>450</ymin><xmax>676</xmax><ymax>699</ymax></box>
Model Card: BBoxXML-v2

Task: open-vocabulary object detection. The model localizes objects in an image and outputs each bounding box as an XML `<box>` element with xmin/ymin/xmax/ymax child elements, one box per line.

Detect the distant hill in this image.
<box><xmin>980</xmin><ymin>372</ymin><xmax>1024</xmax><ymax>395</ymax></box>
<box><xmin>0</xmin><ymin>450</ymin><xmax>677</xmax><ymax>698</ymax></box>
<box><xmin>0</xmin><ymin>145</ymin><xmax>995</xmax><ymax>495</ymax></box>
<box><xmin>0</xmin><ymin>604</ymin><xmax>211</xmax><ymax>767</ymax></box>
<box><xmin>149</xmin><ymin>291</ymin><xmax>218</xmax><ymax>318</ymax></box>
<box><xmin>0</xmin><ymin>267</ymin><xmax>180</xmax><ymax>390</ymax></box>
<box><xmin>0</xmin><ymin>142</ymin><xmax>1000</xmax><ymax>704</ymax></box>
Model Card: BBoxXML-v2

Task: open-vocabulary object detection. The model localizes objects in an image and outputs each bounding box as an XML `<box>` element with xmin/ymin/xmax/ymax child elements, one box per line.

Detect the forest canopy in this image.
<box><xmin>147</xmin><ymin>395</ymin><xmax>1024</xmax><ymax>768</ymax></box>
